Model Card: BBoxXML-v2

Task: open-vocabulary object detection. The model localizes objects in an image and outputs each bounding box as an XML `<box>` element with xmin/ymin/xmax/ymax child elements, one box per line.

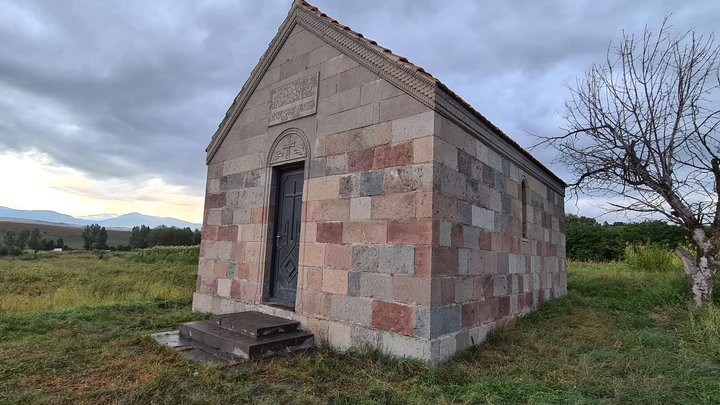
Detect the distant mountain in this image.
<box><xmin>0</xmin><ymin>206</ymin><xmax>201</xmax><ymax>230</ymax></box>
<box><xmin>99</xmin><ymin>212</ymin><xmax>202</xmax><ymax>229</ymax></box>
<box><xmin>79</xmin><ymin>213</ymin><xmax>118</xmax><ymax>221</ymax></box>
<box><xmin>0</xmin><ymin>206</ymin><xmax>85</xmax><ymax>225</ymax></box>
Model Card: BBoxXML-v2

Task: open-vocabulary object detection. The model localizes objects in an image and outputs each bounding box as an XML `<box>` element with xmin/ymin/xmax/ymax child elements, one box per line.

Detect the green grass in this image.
<box><xmin>1</xmin><ymin>254</ymin><xmax>719</xmax><ymax>404</ymax></box>
<box><xmin>127</xmin><ymin>245</ymin><xmax>200</xmax><ymax>265</ymax></box>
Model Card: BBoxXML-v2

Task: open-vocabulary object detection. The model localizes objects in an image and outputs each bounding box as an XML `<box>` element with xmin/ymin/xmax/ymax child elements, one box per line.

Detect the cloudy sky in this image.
<box><xmin>0</xmin><ymin>0</ymin><xmax>717</xmax><ymax>223</ymax></box>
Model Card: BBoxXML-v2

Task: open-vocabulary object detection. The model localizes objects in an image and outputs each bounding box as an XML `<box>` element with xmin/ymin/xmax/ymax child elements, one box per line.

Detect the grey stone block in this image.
<box><xmin>494</xmin><ymin>275</ymin><xmax>507</xmax><ymax>296</ymax></box>
<box><xmin>457</xmin><ymin>149</ymin><xmax>482</xmax><ymax>181</ymax></box>
<box><xmin>379</xmin><ymin>93</ymin><xmax>430</xmax><ymax>123</ymax></box>
<box><xmin>351</xmin><ymin>325</ymin><xmax>381</xmax><ymax>347</ymax></box>
<box><xmin>380</xmin><ymin>332</ymin><xmax>429</xmax><ymax>360</ymax></box>
<box><xmin>338</xmin><ymin>65</ymin><xmax>377</xmax><ymax>93</ymax></box>
<box><xmin>339</xmin><ymin>173</ymin><xmax>360</xmax><ymax>198</ymax></box>
<box><xmin>360</xmin><ymin>78</ymin><xmax>403</xmax><ymax>105</ymax></box>
<box><xmin>531</xmin><ymin>256</ymin><xmax>542</xmax><ymax>273</ymax></box>
<box><xmin>458</xmin><ymin>248</ymin><xmax>469</xmax><ymax>275</ymax></box>
<box><xmin>352</xmin><ymin>245</ymin><xmax>379</xmax><ymax>273</ymax></box>
<box><xmin>455</xmin><ymin>277</ymin><xmax>474</xmax><ymax>302</ymax></box>
<box><xmin>326</xmin><ymin>154</ymin><xmax>348</xmax><ymax>175</ymax></box>
<box><xmin>360</xmin><ymin>171</ymin><xmax>384</xmax><ymax>196</ymax></box>
<box><xmin>391</xmin><ymin>110</ymin><xmax>435</xmax><ymax>143</ymax></box>
<box><xmin>225</xmin><ymin>262</ymin><xmax>237</xmax><ymax>279</ymax></box>
<box><xmin>331</xmin><ymin>295</ymin><xmax>372</xmax><ymax>326</ymax></box>
<box><xmin>221</xmin><ymin>208</ymin><xmax>234</xmax><ymax>225</ymax></box>
<box><xmin>430</xmin><ymin>304</ymin><xmax>462</xmax><ymax>338</ymax></box>
<box><xmin>463</xmin><ymin>225</ymin><xmax>480</xmax><ymax>249</ymax></box>
<box><xmin>439</xmin><ymin>221</ymin><xmax>452</xmax><ymax>247</ymax></box>
<box><xmin>309</xmin><ymin>157</ymin><xmax>327</xmax><ymax>178</ymax></box>
<box><xmin>244</xmin><ymin>170</ymin><xmax>263</xmax><ymax>188</ymax></box>
<box><xmin>359</xmin><ymin>273</ymin><xmax>392</xmax><ymax>300</ymax></box>
<box><xmin>501</xmin><ymin>193</ymin><xmax>513</xmax><ymax>215</ymax></box>
<box><xmin>378</xmin><ymin>246</ymin><xmax>414</xmax><ymax>274</ymax></box>
<box><xmin>233</xmin><ymin>208</ymin><xmax>251</xmax><ymax>225</ymax></box>
<box><xmin>434</xmin><ymin>164</ymin><xmax>466</xmax><ymax>199</ymax></box>
<box><xmin>221</xmin><ymin>173</ymin><xmax>245</xmax><ymax>191</ymax></box>
<box><xmin>472</xmin><ymin>205</ymin><xmax>495</xmax><ymax>230</ymax></box>
<box><xmin>328</xmin><ymin>322</ymin><xmax>352</xmax><ymax>350</ymax></box>
<box><xmin>348</xmin><ymin>272</ymin><xmax>361</xmax><ymax>296</ymax></box>
<box><xmin>509</xmin><ymin>254</ymin><xmax>526</xmax><ymax>274</ymax></box>
<box><xmin>456</xmin><ymin>201</ymin><xmax>472</xmax><ymax>225</ymax></box>
<box><xmin>350</xmin><ymin>197</ymin><xmax>371</xmax><ymax>220</ymax></box>
<box><xmin>413</xmin><ymin>306</ymin><xmax>431</xmax><ymax>338</ymax></box>
<box><xmin>384</xmin><ymin>165</ymin><xmax>432</xmax><ymax>194</ymax></box>
<box><xmin>430</xmin><ymin>334</ymin><xmax>457</xmax><ymax>364</ymax></box>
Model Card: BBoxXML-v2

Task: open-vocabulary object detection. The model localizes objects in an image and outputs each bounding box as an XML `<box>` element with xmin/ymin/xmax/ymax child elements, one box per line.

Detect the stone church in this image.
<box><xmin>190</xmin><ymin>0</ymin><xmax>567</xmax><ymax>364</ymax></box>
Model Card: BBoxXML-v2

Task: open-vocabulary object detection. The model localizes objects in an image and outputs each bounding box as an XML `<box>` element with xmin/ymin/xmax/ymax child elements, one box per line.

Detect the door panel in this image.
<box><xmin>269</xmin><ymin>167</ymin><xmax>304</xmax><ymax>306</ymax></box>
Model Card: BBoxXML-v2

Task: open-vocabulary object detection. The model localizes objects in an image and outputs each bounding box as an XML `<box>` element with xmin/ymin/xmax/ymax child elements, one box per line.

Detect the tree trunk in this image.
<box><xmin>675</xmin><ymin>228</ymin><xmax>718</xmax><ymax>308</ymax></box>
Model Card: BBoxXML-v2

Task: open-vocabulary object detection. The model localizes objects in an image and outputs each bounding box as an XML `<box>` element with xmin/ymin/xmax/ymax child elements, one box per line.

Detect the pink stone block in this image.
<box><xmin>307</xmin><ymin>176</ymin><xmax>341</xmax><ymax>201</ymax></box>
<box><xmin>363</xmin><ymin>221</ymin><xmax>387</xmax><ymax>244</ymax></box>
<box><xmin>387</xmin><ymin>220</ymin><xmax>432</xmax><ymax>244</ymax></box>
<box><xmin>202</xmin><ymin>225</ymin><xmax>220</xmax><ymax>241</ymax></box>
<box><xmin>341</xmin><ymin>221</ymin><xmax>364</xmax><ymax>243</ymax></box>
<box><xmin>371</xmin><ymin>301</ymin><xmax>413</xmax><ymax>336</ymax></box>
<box><xmin>462</xmin><ymin>300</ymin><xmax>493</xmax><ymax>327</ymax></box>
<box><xmin>317</xmin><ymin>222</ymin><xmax>343</xmax><ymax>243</ymax></box>
<box><xmin>325</xmin><ymin>243</ymin><xmax>352</xmax><ymax>269</ymax></box>
<box><xmin>217</xmin><ymin>225</ymin><xmax>239</xmax><ymax>241</ymax></box>
<box><xmin>392</xmin><ymin>275</ymin><xmax>431</xmax><ymax>305</ymax></box>
<box><xmin>205</xmin><ymin>192</ymin><xmax>226</xmax><ymax>209</ymax></box>
<box><xmin>371</xmin><ymin>193</ymin><xmax>416</xmax><ymax>220</ymax></box>
<box><xmin>303</xmin><ymin>243</ymin><xmax>326</xmax><ymax>267</ymax></box>
<box><xmin>322</xmin><ymin>268</ymin><xmax>349</xmax><ymax>294</ymax></box>
<box><xmin>348</xmin><ymin>148</ymin><xmax>374</xmax><ymax>172</ymax></box>
<box><xmin>432</xmin><ymin>277</ymin><xmax>456</xmax><ymax>305</ymax></box>
<box><xmin>320</xmin><ymin>199</ymin><xmax>350</xmax><ymax>221</ymax></box>
<box><xmin>413</xmin><ymin>136</ymin><xmax>433</xmax><ymax>163</ymax></box>
<box><xmin>415</xmin><ymin>245</ymin><xmax>432</xmax><ymax>277</ymax></box>
<box><xmin>415</xmin><ymin>192</ymin><xmax>433</xmax><ymax>218</ymax></box>
<box><xmin>300</xmin><ymin>290</ymin><xmax>331</xmax><ymax>317</ymax></box>
<box><xmin>373</xmin><ymin>141</ymin><xmax>413</xmax><ymax>169</ymax></box>
<box><xmin>303</xmin><ymin>266</ymin><xmax>323</xmax><ymax>291</ymax></box>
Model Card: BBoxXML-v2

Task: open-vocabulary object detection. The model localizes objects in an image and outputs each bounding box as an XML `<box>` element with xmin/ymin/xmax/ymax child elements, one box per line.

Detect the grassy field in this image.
<box><xmin>0</xmin><ymin>220</ymin><xmax>131</xmax><ymax>249</ymax></box>
<box><xmin>1</xmin><ymin>251</ymin><xmax>720</xmax><ymax>404</ymax></box>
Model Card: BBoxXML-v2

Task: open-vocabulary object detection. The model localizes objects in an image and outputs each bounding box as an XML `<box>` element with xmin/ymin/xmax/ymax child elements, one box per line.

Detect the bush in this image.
<box><xmin>624</xmin><ymin>244</ymin><xmax>681</xmax><ymax>273</ymax></box>
<box><xmin>127</xmin><ymin>246</ymin><xmax>199</xmax><ymax>264</ymax></box>
<box><xmin>566</xmin><ymin>215</ymin><xmax>691</xmax><ymax>261</ymax></box>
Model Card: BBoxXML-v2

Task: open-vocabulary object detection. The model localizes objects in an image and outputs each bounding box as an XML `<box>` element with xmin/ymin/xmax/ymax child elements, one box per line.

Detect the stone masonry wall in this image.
<box><xmin>427</xmin><ymin>113</ymin><xmax>567</xmax><ymax>359</ymax></box>
<box><xmin>194</xmin><ymin>22</ymin><xmax>567</xmax><ymax>364</ymax></box>
<box><xmin>194</xmin><ymin>24</ymin><xmax>444</xmax><ymax>359</ymax></box>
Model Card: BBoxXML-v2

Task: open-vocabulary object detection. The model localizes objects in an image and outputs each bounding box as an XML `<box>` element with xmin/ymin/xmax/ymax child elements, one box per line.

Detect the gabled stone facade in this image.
<box><xmin>194</xmin><ymin>0</ymin><xmax>566</xmax><ymax>364</ymax></box>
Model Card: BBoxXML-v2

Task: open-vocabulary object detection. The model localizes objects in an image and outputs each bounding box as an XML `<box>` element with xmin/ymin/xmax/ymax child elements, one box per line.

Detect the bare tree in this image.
<box><xmin>538</xmin><ymin>19</ymin><xmax>720</xmax><ymax>307</ymax></box>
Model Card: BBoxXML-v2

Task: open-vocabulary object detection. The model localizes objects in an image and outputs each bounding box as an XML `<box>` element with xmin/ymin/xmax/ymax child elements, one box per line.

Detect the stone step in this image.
<box><xmin>210</xmin><ymin>311</ymin><xmax>300</xmax><ymax>337</ymax></box>
<box><xmin>179</xmin><ymin>320</ymin><xmax>313</xmax><ymax>359</ymax></box>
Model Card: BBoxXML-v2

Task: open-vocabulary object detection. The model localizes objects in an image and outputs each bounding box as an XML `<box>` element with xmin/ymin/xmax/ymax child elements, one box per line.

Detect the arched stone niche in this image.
<box><xmin>267</xmin><ymin>128</ymin><xmax>310</xmax><ymax>169</ymax></box>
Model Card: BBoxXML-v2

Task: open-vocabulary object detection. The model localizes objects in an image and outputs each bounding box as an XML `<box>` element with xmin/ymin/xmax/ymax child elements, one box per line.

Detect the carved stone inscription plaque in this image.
<box><xmin>268</xmin><ymin>73</ymin><xmax>319</xmax><ymax>126</ymax></box>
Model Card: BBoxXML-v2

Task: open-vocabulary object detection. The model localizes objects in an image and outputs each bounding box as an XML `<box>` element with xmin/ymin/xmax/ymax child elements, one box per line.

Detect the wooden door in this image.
<box><xmin>269</xmin><ymin>167</ymin><xmax>304</xmax><ymax>306</ymax></box>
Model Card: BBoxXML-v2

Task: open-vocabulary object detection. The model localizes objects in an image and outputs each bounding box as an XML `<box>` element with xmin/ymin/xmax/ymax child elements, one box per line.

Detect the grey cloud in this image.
<box><xmin>0</xmin><ymin>0</ymin><xmax>717</xmax><ymax>222</ymax></box>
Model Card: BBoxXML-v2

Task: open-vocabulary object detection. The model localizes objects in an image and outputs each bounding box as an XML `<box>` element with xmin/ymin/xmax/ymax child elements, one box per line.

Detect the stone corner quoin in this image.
<box><xmin>194</xmin><ymin>1</ymin><xmax>566</xmax><ymax>365</ymax></box>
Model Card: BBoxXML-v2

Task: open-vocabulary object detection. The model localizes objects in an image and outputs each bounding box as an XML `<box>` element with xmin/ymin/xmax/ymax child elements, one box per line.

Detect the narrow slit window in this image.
<box><xmin>521</xmin><ymin>180</ymin><xmax>528</xmax><ymax>238</ymax></box>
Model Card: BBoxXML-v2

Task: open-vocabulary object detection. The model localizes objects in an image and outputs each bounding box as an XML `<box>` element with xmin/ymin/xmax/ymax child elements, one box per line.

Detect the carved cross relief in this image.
<box><xmin>270</xmin><ymin>132</ymin><xmax>307</xmax><ymax>164</ymax></box>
